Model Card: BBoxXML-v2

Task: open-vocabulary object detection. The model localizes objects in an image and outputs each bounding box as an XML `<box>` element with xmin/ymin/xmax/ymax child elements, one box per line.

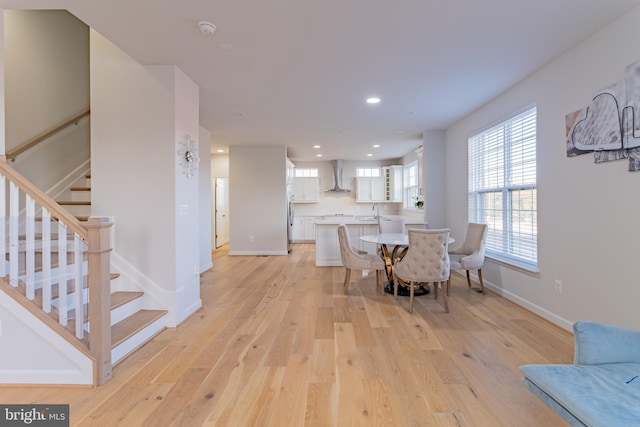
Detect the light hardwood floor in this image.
<box><xmin>0</xmin><ymin>244</ymin><xmax>573</xmax><ymax>426</ymax></box>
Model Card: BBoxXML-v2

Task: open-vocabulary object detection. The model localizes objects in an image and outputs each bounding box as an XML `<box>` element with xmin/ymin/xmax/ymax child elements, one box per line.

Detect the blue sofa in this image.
<box><xmin>520</xmin><ymin>321</ymin><xmax>640</xmax><ymax>426</ymax></box>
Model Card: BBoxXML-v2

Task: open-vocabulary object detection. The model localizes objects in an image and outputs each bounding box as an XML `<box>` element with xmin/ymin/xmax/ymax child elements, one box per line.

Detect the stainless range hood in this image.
<box><xmin>325</xmin><ymin>159</ymin><xmax>351</xmax><ymax>192</ymax></box>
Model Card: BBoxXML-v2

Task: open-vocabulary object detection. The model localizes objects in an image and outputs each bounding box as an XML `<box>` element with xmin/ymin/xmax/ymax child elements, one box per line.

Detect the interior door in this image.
<box><xmin>214</xmin><ymin>178</ymin><xmax>229</xmax><ymax>248</ymax></box>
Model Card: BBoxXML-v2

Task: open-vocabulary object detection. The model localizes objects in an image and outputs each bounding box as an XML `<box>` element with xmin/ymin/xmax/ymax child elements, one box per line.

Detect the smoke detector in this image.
<box><xmin>198</xmin><ymin>21</ymin><xmax>217</xmax><ymax>35</ymax></box>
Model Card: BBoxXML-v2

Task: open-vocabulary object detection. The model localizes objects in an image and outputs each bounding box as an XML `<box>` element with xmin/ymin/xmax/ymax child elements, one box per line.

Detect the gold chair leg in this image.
<box><xmin>343</xmin><ymin>268</ymin><xmax>351</xmax><ymax>293</ymax></box>
<box><xmin>478</xmin><ymin>269</ymin><xmax>486</xmax><ymax>294</ymax></box>
<box><xmin>466</xmin><ymin>270</ymin><xmax>472</xmax><ymax>287</ymax></box>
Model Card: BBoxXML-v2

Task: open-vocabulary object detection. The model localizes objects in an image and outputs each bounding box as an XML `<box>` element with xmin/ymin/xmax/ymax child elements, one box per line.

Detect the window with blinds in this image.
<box><xmin>468</xmin><ymin>106</ymin><xmax>537</xmax><ymax>271</ymax></box>
<box><xmin>295</xmin><ymin>168</ymin><xmax>318</xmax><ymax>177</ymax></box>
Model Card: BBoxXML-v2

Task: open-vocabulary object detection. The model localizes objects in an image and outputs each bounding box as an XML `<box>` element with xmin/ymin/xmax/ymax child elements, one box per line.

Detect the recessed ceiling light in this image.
<box><xmin>198</xmin><ymin>21</ymin><xmax>217</xmax><ymax>35</ymax></box>
<box><xmin>216</xmin><ymin>149</ymin><xmax>224</xmax><ymax>153</ymax></box>
<box><xmin>316</xmin><ymin>154</ymin><xmax>323</xmax><ymax>157</ymax></box>
<box><xmin>313</xmin><ymin>145</ymin><xmax>321</xmax><ymax>149</ymax></box>
<box><xmin>395</xmin><ymin>130</ymin><xmax>405</xmax><ymax>134</ymax></box>
<box><xmin>366</xmin><ymin>97</ymin><xmax>381</xmax><ymax>104</ymax></box>
<box><xmin>367</xmin><ymin>153</ymin><xmax>373</xmax><ymax>157</ymax></box>
<box><xmin>373</xmin><ymin>144</ymin><xmax>380</xmax><ymax>148</ymax></box>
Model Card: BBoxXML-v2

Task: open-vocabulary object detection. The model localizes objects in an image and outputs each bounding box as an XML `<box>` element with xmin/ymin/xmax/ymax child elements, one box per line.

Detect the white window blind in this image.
<box><xmin>468</xmin><ymin>106</ymin><xmax>537</xmax><ymax>270</ymax></box>
<box><xmin>403</xmin><ymin>162</ymin><xmax>418</xmax><ymax>209</ymax></box>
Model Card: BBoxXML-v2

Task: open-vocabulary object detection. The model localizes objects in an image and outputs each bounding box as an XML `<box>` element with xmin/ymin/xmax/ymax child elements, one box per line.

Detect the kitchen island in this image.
<box><xmin>314</xmin><ymin>215</ymin><xmax>427</xmax><ymax>266</ymax></box>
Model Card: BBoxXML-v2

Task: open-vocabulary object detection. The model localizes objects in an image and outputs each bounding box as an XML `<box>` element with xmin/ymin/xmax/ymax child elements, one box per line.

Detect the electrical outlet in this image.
<box><xmin>554</xmin><ymin>280</ymin><xmax>563</xmax><ymax>294</ymax></box>
<box><xmin>249</xmin><ymin>235</ymin><xmax>254</xmax><ymax>242</ymax></box>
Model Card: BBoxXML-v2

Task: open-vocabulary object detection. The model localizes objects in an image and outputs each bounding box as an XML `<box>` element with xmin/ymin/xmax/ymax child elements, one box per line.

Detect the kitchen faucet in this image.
<box><xmin>372</xmin><ymin>203</ymin><xmax>379</xmax><ymax>221</ymax></box>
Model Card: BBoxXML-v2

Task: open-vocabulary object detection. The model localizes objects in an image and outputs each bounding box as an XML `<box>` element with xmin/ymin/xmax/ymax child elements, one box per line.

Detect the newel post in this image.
<box><xmin>86</xmin><ymin>216</ymin><xmax>113</xmax><ymax>386</ymax></box>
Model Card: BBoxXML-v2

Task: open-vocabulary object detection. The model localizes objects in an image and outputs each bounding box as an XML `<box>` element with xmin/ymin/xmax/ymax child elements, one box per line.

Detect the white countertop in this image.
<box><xmin>314</xmin><ymin>215</ymin><xmax>426</xmax><ymax>226</ymax></box>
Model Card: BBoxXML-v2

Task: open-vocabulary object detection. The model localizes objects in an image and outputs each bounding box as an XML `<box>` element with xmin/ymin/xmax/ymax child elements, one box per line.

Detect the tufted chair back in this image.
<box><xmin>393</xmin><ymin>228</ymin><xmax>450</xmax><ymax>312</ymax></box>
<box><xmin>337</xmin><ymin>224</ymin><xmax>385</xmax><ymax>293</ymax></box>
<box><xmin>449</xmin><ymin>223</ymin><xmax>488</xmax><ymax>294</ymax></box>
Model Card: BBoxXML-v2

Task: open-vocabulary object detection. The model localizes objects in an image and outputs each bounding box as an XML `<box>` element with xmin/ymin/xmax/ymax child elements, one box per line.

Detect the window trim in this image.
<box><xmin>403</xmin><ymin>161</ymin><xmax>418</xmax><ymax>209</ymax></box>
<box><xmin>468</xmin><ymin>105</ymin><xmax>538</xmax><ymax>272</ymax></box>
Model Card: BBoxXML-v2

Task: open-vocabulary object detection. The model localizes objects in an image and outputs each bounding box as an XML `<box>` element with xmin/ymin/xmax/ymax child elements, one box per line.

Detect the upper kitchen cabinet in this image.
<box><xmin>293</xmin><ymin>177</ymin><xmax>320</xmax><ymax>203</ymax></box>
<box><xmin>356</xmin><ymin>177</ymin><xmax>385</xmax><ymax>202</ymax></box>
<box><xmin>356</xmin><ymin>165</ymin><xmax>403</xmax><ymax>203</ymax></box>
<box><xmin>383</xmin><ymin>165</ymin><xmax>403</xmax><ymax>203</ymax></box>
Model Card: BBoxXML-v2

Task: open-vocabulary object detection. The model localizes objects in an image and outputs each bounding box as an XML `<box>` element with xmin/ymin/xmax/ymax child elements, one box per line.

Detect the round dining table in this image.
<box><xmin>359</xmin><ymin>233</ymin><xmax>455</xmax><ymax>296</ymax></box>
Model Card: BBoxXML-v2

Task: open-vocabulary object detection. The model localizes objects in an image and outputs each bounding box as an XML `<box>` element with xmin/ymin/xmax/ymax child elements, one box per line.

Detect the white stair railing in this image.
<box><xmin>0</xmin><ymin>160</ymin><xmax>113</xmax><ymax>385</ymax></box>
<box><xmin>1</xmin><ymin>176</ymin><xmax>88</xmax><ymax>339</ymax></box>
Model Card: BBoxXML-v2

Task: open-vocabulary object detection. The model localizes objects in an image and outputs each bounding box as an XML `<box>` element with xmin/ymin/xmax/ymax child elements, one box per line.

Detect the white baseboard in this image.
<box><xmin>228</xmin><ymin>250</ymin><xmax>289</xmax><ymax>256</ymax></box>
<box><xmin>463</xmin><ymin>271</ymin><xmax>574</xmax><ymax>332</ymax></box>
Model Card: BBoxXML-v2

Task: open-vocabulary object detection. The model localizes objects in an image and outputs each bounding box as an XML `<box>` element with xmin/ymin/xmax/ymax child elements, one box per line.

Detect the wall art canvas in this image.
<box><xmin>566</xmin><ymin>59</ymin><xmax>640</xmax><ymax>171</ymax></box>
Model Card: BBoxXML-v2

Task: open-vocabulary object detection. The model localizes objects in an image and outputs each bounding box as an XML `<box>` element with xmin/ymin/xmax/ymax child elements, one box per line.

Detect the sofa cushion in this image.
<box><xmin>520</xmin><ymin>363</ymin><xmax>640</xmax><ymax>427</ymax></box>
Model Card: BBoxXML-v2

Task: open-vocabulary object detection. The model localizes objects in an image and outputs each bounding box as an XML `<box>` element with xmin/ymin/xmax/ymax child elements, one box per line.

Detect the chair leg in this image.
<box><xmin>447</xmin><ymin>278</ymin><xmax>451</xmax><ymax>296</ymax></box>
<box><xmin>393</xmin><ymin>274</ymin><xmax>398</xmax><ymax>298</ymax></box>
<box><xmin>434</xmin><ymin>281</ymin><xmax>439</xmax><ymax>299</ymax></box>
<box><xmin>465</xmin><ymin>270</ymin><xmax>472</xmax><ymax>287</ymax></box>
<box><xmin>343</xmin><ymin>268</ymin><xmax>351</xmax><ymax>293</ymax></box>
<box><xmin>477</xmin><ymin>269</ymin><xmax>486</xmax><ymax>294</ymax></box>
<box><xmin>440</xmin><ymin>281</ymin><xmax>450</xmax><ymax>312</ymax></box>
<box><xmin>409</xmin><ymin>281</ymin><xmax>415</xmax><ymax>313</ymax></box>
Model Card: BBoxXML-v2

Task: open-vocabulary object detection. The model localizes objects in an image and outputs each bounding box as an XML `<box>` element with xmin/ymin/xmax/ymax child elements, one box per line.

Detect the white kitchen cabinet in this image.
<box><xmin>291</xmin><ymin>216</ymin><xmax>305</xmax><ymax>241</ymax></box>
<box><xmin>383</xmin><ymin>165</ymin><xmax>403</xmax><ymax>203</ymax></box>
<box><xmin>291</xmin><ymin>216</ymin><xmax>317</xmax><ymax>242</ymax></box>
<box><xmin>293</xmin><ymin>177</ymin><xmax>320</xmax><ymax>203</ymax></box>
<box><xmin>315</xmin><ymin>223</ymin><xmax>380</xmax><ymax>266</ymax></box>
<box><xmin>356</xmin><ymin>177</ymin><xmax>385</xmax><ymax>202</ymax></box>
<box><xmin>315</xmin><ymin>225</ymin><xmax>341</xmax><ymax>266</ymax></box>
<box><xmin>303</xmin><ymin>217</ymin><xmax>316</xmax><ymax>240</ymax></box>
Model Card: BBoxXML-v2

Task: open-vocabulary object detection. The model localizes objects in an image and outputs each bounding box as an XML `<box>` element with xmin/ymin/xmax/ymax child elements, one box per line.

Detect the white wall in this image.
<box><xmin>90</xmin><ymin>31</ymin><xmax>201</xmax><ymax>325</ymax></box>
<box><xmin>5</xmin><ymin>10</ymin><xmax>90</xmax><ymax>191</ymax></box>
<box><xmin>4</xmin><ymin>10</ymin><xmax>89</xmax><ymax>148</ymax></box>
<box><xmin>422</xmin><ymin>131</ymin><xmax>446</xmax><ymax>228</ymax></box>
<box><xmin>445</xmin><ymin>6</ymin><xmax>640</xmax><ymax>330</ymax></box>
<box><xmin>229</xmin><ymin>145</ymin><xmax>288</xmax><ymax>255</ymax></box>
<box><xmin>0</xmin><ymin>293</ymin><xmax>93</xmax><ymax>384</ymax></box>
<box><xmin>163</xmin><ymin>66</ymin><xmax>203</xmax><ymax>322</ymax></box>
<box><xmin>211</xmin><ymin>154</ymin><xmax>229</xmax><ymax>178</ymax></box>
<box><xmin>199</xmin><ymin>127</ymin><xmax>213</xmax><ymax>273</ymax></box>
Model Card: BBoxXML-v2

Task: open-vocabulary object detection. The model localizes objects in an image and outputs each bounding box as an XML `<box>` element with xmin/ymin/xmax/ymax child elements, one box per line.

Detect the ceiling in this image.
<box><xmin>3</xmin><ymin>0</ymin><xmax>640</xmax><ymax>161</ymax></box>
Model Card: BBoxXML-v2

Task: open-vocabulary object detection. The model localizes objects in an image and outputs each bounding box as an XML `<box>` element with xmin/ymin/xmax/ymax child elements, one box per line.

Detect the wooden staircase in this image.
<box><xmin>56</xmin><ymin>173</ymin><xmax>92</xmax><ymax>222</ymax></box>
<box><xmin>0</xmin><ymin>167</ymin><xmax>168</xmax><ymax>385</ymax></box>
<box><xmin>51</xmin><ymin>171</ymin><xmax>168</xmax><ymax>367</ymax></box>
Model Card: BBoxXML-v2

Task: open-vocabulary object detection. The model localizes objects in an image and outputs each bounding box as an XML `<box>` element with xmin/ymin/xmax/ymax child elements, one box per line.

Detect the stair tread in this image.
<box><xmin>57</xmin><ymin>201</ymin><xmax>91</xmax><ymax>205</ymax></box>
<box><xmin>111</xmin><ymin>291</ymin><xmax>143</xmax><ymax>310</ymax></box>
<box><xmin>69</xmin><ymin>290</ymin><xmax>144</xmax><ymax>322</ymax></box>
<box><xmin>32</xmin><ymin>272</ymin><xmax>120</xmax><ymax>298</ymax></box>
<box><xmin>111</xmin><ymin>309</ymin><xmax>167</xmax><ymax>348</ymax></box>
<box><xmin>70</xmin><ymin>187</ymin><xmax>91</xmax><ymax>191</ymax></box>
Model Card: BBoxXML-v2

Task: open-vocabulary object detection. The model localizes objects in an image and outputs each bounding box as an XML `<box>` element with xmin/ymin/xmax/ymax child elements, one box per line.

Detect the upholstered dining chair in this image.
<box><xmin>392</xmin><ymin>228</ymin><xmax>450</xmax><ymax>313</ymax></box>
<box><xmin>448</xmin><ymin>223</ymin><xmax>488</xmax><ymax>295</ymax></box>
<box><xmin>337</xmin><ymin>224</ymin><xmax>385</xmax><ymax>293</ymax></box>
